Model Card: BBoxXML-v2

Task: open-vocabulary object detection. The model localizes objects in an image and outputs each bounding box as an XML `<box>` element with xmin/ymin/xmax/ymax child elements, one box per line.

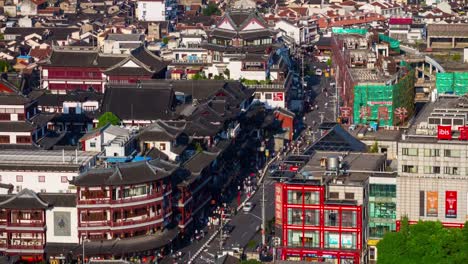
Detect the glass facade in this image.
<box><xmin>369</xmin><ymin>184</ymin><xmax>397</xmax><ymax>238</ymax></box>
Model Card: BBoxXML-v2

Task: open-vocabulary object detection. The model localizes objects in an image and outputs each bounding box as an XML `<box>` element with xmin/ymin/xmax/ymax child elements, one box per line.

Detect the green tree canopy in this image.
<box><xmin>202</xmin><ymin>3</ymin><xmax>221</xmax><ymax>16</ymax></box>
<box><xmin>97</xmin><ymin>112</ymin><xmax>121</xmax><ymax>128</ymax></box>
<box><xmin>377</xmin><ymin>218</ymin><xmax>468</xmax><ymax>264</ymax></box>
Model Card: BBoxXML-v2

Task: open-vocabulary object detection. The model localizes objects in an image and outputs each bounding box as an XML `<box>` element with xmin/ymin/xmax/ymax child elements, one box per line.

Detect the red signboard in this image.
<box><xmin>437</xmin><ymin>125</ymin><xmax>452</xmax><ymax>140</ymax></box>
<box><xmin>289</xmin><ymin>165</ymin><xmax>299</xmax><ymax>172</ymax></box>
<box><xmin>275</xmin><ymin>183</ymin><xmax>283</xmax><ymax>225</ymax></box>
<box><xmin>459</xmin><ymin>126</ymin><xmax>468</xmax><ymax>140</ymax></box>
<box><xmin>273</xmin><ymin>92</ymin><xmax>284</xmax><ymax>101</ymax></box>
<box><xmin>445</xmin><ymin>191</ymin><xmax>457</xmax><ymax>218</ymax></box>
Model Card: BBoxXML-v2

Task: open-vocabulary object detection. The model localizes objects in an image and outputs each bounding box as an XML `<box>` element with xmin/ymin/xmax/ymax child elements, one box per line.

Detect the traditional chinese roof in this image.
<box><xmin>0</xmin><ymin>188</ymin><xmax>49</xmax><ymax>209</ymax></box>
<box><xmin>72</xmin><ymin>160</ymin><xmax>176</xmax><ymax>187</ymax></box>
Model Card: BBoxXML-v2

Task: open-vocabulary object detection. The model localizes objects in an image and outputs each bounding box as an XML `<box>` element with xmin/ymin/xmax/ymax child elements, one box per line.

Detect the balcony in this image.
<box><xmin>8</xmin><ymin>244</ymin><xmax>44</xmax><ymax>250</ymax></box>
<box><xmin>112</xmin><ymin>214</ymin><xmax>164</xmax><ymax>227</ymax></box>
<box><xmin>172</xmin><ymin>59</ymin><xmax>211</xmax><ymax>65</ymax></box>
<box><xmin>8</xmin><ymin>220</ymin><xmax>45</xmax><ymax>227</ymax></box>
<box><xmin>78</xmin><ymin>190</ymin><xmax>169</xmax><ymax>206</ymax></box>
<box><xmin>80</xmin><ymin>220</ymin><xmax>110</xmax><ymax>228</ymax></box>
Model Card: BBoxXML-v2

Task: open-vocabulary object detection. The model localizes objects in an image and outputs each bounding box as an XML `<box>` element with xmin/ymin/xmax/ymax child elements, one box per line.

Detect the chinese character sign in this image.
<box><xmin>459</xmin><ymin>126</ymin><xmax>468</xmax><ymax>140</ymax></box>
<box><xmin>437</xmin><ymin>125</ymin><xmax>452</xmax><ymax>140</ymax></box>
<box><xmin>445</xmin><ymin>191</ymin><xmax>457</xmax><ymax>218</ymax></box>
<box><xmin>275</xmin><ymin>183</ymin><xmax>283</xmax><ymax>225</ymax></box>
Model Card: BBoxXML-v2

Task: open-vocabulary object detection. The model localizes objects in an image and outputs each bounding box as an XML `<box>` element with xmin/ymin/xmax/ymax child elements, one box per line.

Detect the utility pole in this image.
<box><xmin>261</xmin><ymin>181</ymin><xmax>266</xmax><ymax>245</ymax></box>
<box><xmin>301</xmin><ymin>52</ymin><xmax>305</xmax><ymax>89</ymax></box>
<box><xmin>335</xmin><ymin>83</ymin><xmax>339</xmax><ymax>122</ymax></box>
<box><xmin>219</xmin><ymin>210</ymin><xmax>224</xmax><ymax>252</ymax></box>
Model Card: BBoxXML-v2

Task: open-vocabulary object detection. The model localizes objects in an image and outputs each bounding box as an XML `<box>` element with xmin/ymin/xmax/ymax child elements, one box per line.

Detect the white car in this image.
<box><xmin>315</xmin><ymin>69</ymin><xmax>323</xmax><ymax>76</ymax></box>
<box><xmin>243</xmin><ymin>202</ymin><xmax>254</xmax><ymax>212</ymax></box>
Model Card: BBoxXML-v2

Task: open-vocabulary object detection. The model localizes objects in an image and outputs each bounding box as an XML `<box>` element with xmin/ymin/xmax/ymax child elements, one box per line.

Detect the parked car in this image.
<box><xmin>243</xmin><ymin>202</ymin><xmax>255</xmax><ymax>212</ymax></box>
<box><xmin>315</xmin><ymin>69</ymin><xmax>323</xmax><ymax>76</ymax></box>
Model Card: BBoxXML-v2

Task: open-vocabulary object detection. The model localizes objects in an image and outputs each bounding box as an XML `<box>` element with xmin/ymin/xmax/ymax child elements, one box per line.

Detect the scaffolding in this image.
<box><xmin>437</xmin><ymin>72</ymin><xmax>468</xmax><ymax>95</ymax></box>
<box><xmin>332</xmin><ymin>27</ymin><xmax>368</xmax><ymax>35</ymax></box>
<box><xmin>353</xmin><ymin>67</ymin><xmax>415</xmax><ymax>127</ymax></box>
<box><xmin>378</xmin><ymin>34</ymin><xmax>400</xmax><ymax>53</ymax></box>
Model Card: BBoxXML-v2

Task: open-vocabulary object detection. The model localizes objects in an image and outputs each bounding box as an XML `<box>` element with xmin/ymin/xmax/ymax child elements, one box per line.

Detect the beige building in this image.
<box><xmin>397</xmin><ymin>97</ymin><xmax>468</xmax><ymax>225</ymax></box>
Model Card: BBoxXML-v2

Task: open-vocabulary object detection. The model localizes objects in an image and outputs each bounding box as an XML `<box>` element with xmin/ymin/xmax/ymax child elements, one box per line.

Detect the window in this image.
<box><xmin>254</xmin><ymin>93</ymin><xmax>261</xmax><ymax>99</ymax></box>
<box><xmin>424</xmin><ymin>166</ymin><xmax>440</xmax><ymax>174</ymax></box>
<box><xmin>287</xmin><ymin>208</ymin><xmax>302</xmax><ymax>225</ymax></box>
<box><xmin>342</xmin><ymin>210</ymin><xmax>357</xmax><ymax>227</ymax></box>
<box><xmin>370</xmin><ymin>184</ymin><xmax>396</xmax><ymax>198</ymax></box>
<box><xmin>345</xmin><ymin>192</ymin><xmax>355</xmax><ymax>200</ymax></box>
<box><xmin>90</xmin><ymin>142</ymin><xmax>96</xmax><ymax>148</ymax></box>
<box><xmin>304</xmin><ymin>191</ymin><xmax>319</xmax><ymax>204</ymax></box>
<box><xmin>402</xmin><ymin>165</ymin><xmax>417</xmax><ymax>173</ymax></box>
<box><xmin>0</xmin><ymin>136</ymin><xmax>9</xmax><ymax>144</ymax></box>
<box><xmin>341</xmin><ymin>233</ymin><xmax>357</xmax><ymax>249</ymax></box>
<box><xmin>325</xmin><ymin>210</ymin><xmax>339</xmax><ymax>226</ymax></box>
<box><xmin>265</xmin><ymin>93</ymin><xmax>272</xmax><ymax>100</ymax></box>
<box><xmin>444</xmin><ymin>167</ymin><xmax>459</xmax><ymax>175</ymax></box>
<box><xmin>304</xmin><ymin>209</ymin><xmax>319</xmax><ymax>226</ymax></box>
<box><xmin>402</xmin><ymin>148</ymin><xmax>418</xmax><ymax>156</ymax></box>
<box><xmin>61</xmin><ymin>176</ymin><xmax>68</xmax><ymax>183</ymax></box>
<box><xmin>444</xmin><ymin>149</ymin><xmax>460</xmax><ymax>157</ymax></box>
<box><xmin>329</xmin><ymin>192</ymin><xmax>339</xmax><ymax>199</ymax></box>
<box><xmin>287</xmin><ymin>230</ymin><xmax>302</xmax><ymax>247</ymax></box>
<box><xmin>424</xmin><ymin>149</ymin><xmax>440</xmax><ymax>157</ymax></box>
<box><xmin>16</xmin><ymin>136</ymin><xmax>31</xmax><ymax>144</ymax></box>
<box><xmin>303</xmin><ymin>231</ymin><xmax>319</xmax><ymax>248</ymax></box>
<box><xmin>287</xmin><ymin>190</ymin><xmax>303</xmax><ymax>204</ymax></box>
<box><xmin>324</xmin><ymin>232</ymin><xmax>340</xmax><ymax>248</ymax></box>
<box><xmin>16</xmin><ymin>175</ymin><xmax>23</xmax><ymax>182</ymax></box>
<box><xmin>0</xmin><ymin>113</ymin><xmax>10</xmax><ymax>120</ymax></box>
<box><xmin>159</xmin><ymin>143</ymin><xmax>166</xmax><ymax>151</ymax></box>
<box><xmin>38</xmin><ymin>176</ymin><xmax>45</xmax><ymax>183</ymax></box>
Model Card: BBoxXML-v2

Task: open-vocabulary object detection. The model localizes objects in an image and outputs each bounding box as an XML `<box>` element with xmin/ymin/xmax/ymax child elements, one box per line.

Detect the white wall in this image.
<box><xmin>252</xmin><ymin>91</ymin><xmax>286</xmax><ymax>109</ymax></box>
<box><xmin>0</xmin><ymin>171</ymin><xmax>78</xmax><ymax>193</ymax></box>
<box><xmin>46</xmin><ymin>207</ymin><xmax>79</xmax><ymax>244</ymax></box>
<box><xmin>145</xmin><ymin>140</ymin><xmax>178</xmax><ymax>161</ymax></box>
<box><xmin>275</xmin><ymin>20</ymin><xmax>300</xmax><ymax>44</ymax></box>
<box><xmin>136</xmin><ymin>0</ymin><xmax>165</xmax><ymax>22</ymax></box>
<box><xmin>105</xmin><ymin>144</ymin><xmax>125</xmax><ymax>157</ymax></box>
<box><xmin>84</xmin><ymin>135</ymin><xmax>102</xmax><ymax>152</ymax></box>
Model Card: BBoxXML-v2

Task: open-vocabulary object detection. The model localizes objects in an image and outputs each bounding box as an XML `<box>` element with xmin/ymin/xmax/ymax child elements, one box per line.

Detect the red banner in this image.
<box><xmin>273</xmin><ymin>92</ymin><xmax>284</xmax><ymax>101</ymax></box>
<box><xmin>459</xmin><ymin>126</ymin><xmax>468</xmax><ymax>140</ymax></box>
<box><xmin>275</xmin><ymin>183</ymin><xmax>283</xmax><ymax>225</ymax></box>
<box><xmin>289</xmin><ymin>166</ymin><xmax>299</xmax><ymax>172</ymax></box>
<box><xmin>445</xmin><ymin>191</ymin><xmax>457</xmax><ymax>218</ymax></box>
<box><xmin>437</xmin><ymin>125</ymin><xmax>452</xmax><ymax>140</ymax></box>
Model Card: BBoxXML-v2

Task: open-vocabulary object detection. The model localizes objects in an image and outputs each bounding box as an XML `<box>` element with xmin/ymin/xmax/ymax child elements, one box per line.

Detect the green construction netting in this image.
<box><xmin>353</xmin><ymin>69</ymin><xmax>415</xmax><ymax>126</ymax></box>
<box><xmin>332</xmin><ymin>27</ymin><xmax>368</xmax><ymax>35</ymax></box>
<box><xmin>454</xmin><ymin>72</ymin><xmax>468</xmax><ymax>95</ymax></box>
<box><xmin>436</xmin><ymin>72</ymin><xmax>468</xmax><ymax>95</ymax></box>
<box><xmin>379</xmin><ymin>34</ymin><xmax>400</xmax><ymax>51</ymax></box>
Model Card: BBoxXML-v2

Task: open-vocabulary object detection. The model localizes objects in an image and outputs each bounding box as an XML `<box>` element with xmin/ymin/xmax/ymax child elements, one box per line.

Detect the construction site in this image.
<box><xmin>331</xmin><ymin>29</ymin><xmax>415</xmax><ymax>126</ymax></box>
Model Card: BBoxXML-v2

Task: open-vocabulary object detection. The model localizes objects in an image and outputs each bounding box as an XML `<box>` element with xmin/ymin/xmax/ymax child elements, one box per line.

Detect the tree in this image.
<box><xmin>191</xmin><ymin>72</ymin><xmax>206</xmax><ymax>80</ymax></box>
<box><xmin>451</xmin><ymin>53</ymin><xmax>462</xmax><ymax>62</ymax></box>
<box><xmin>223</xmin><ymin>68</ymin><xmax>230</xmax><ymax>79</ymax></box>
<box><xmin>97</xmin><ymin>112</ymin><xmax>121</xmax><ymax>128</ymax></box>
<box><xmin>240</xmin><ymin>260</ymin><xmax>261</xmax><ymax>264</ymax></box>
<box><xmin>326</xmin><ymin>58</ymin><xmax>332</xmax><ymax>67</ymax></box>
<box><xmin>369</xmin><ymin>141</ymin><xmax>379</xmax><ymax>153</ymax></box>
<box><xmin>377</xmin><ymin>219</ymin><xmax>468</xmax><ymax>264</ymax></box>
<box><xmin>202</xmin><ymin>3</ymin><xmax>221</xmax><ymax>16</ymax></box>
<box><xmin>162</xmin><ymin>37</ymin><xmax>169</xmax><ymax>45</ymax></box>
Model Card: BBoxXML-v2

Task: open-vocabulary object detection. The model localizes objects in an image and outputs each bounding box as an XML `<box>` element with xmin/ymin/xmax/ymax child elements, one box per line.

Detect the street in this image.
<box><xmin>165</xmin><ymin>59</ymin><xmax>337</xmax><ymax>264</ymax></box>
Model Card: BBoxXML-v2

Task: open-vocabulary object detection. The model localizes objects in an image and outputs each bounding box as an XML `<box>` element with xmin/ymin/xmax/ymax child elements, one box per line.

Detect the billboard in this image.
<box><xmin>426</xmin><ymin>191</ymin><xmax>438</xmax><ymax>217</ymax></box>
<box><xmin>54</xmin><ymin>211</ymin><xmax>71</xmax><ymax>236</ymax></box>
<box><xmin>437</xmin><ymin>125</ymin><xmax>452</xmax><ymax>140</ymax></box>
<box><xmin>275</xmin><ymin>183</ymin><xmax>283</xmax><ymax>225</ymax></box>
<box><xmin>445</xmin><ymin>191</ymin><xmax>457</xmax><ymax>218</ymax></box>
<box><xmin>273</xmin><ymin>92</ymin><xmax>284</xmax><ymax>101</ymax></box>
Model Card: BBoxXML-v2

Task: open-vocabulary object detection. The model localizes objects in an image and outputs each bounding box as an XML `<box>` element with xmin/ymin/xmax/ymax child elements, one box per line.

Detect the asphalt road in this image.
<box><xmin>167</xmin><ymin>60</ymin><xmax>337</xmax><ymax>264</ymax></box>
